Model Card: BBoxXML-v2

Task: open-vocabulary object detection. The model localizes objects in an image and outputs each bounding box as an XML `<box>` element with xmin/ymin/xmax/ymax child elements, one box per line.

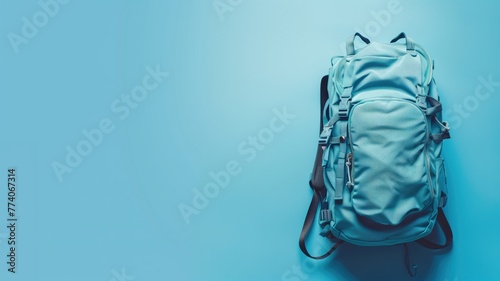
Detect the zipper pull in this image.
<box><xmin>346</xmin><ymin>153</ymin><xmax>352</xmax><ymax>166</ymax></box>
<box><xmin>345</xmin><ymin>153</ymin><xmax>354</xmax><ymax>189</ymax></box>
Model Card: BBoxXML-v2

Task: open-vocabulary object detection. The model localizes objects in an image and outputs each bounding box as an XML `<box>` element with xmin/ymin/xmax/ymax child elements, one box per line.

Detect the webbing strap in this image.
<box><xmin>404</xmin><ymin>243</ymin><xmax>417</xmax><ymax>277</ymax></box>
<box><xmin>318</xmin><ymin>114</ymin><xmax>341</xmax><ymax>146</ymax></box>
<box><xmin>426</xmin><ymin>96</ymin><xmax>442</xmax><ymax>116</ymax></box>
<box><xmin>331</xmin><ymin>55</ymin><xmax>353</xmax><ymax>202</ymax></box>
<box><xmin>299</xmin><ymin>199</ymin><xmax>344</xmax><ymax>259</ymax></box>
<box><xmin>326</xmin><ymin>136</ymin><xmax>344</xmax><ymax>145</ymax></box>
<box><xmin>430</xmin><ymin>132</ymin><xmax>451</xmax><ymax>143</ymax></box>
<box><xmin>416</xmin><ymin>85</ymin><xmax>427</xmax><ymax>109</ymax></box>
<box><xmin>299</xmin><ymin>179</ymin><xmax>343</xmax><ymax>259</ymax></box>
<box><xmin>426</xmin><ymin>96</ymin><xmax>450</xmax><ymax>143</ymax></box>
<box><xmin>299</xmin><ymin>75</ymin><xmax>344</xmax><ymax>260</ymax></box>
<box><xmin>334</xmin><ymin>121</ymin><xmax>347</xmax><ymax>201</ymax></box>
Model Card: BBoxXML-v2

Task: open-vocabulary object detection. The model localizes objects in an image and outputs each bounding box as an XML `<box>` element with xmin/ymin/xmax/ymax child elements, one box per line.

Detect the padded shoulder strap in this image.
<box><xmin>299</xmin><ymin>75</ymin><xmax>343</xmax><ymax>259</ymax></box>
<box><xmin>319</xmin><ymin>75</ymin><xmax>329</xmax><ymax>132</ymax></box>
<box><xmin>311</xmin><ymin>75</ymin><xmax>329</xmax><ymax>188</ymax></box>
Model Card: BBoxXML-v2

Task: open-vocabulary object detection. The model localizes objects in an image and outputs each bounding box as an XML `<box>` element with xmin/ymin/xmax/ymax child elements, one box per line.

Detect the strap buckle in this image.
<box><xmin>338</xmin><ymin>98</ymin><xmax>351</xmax><ymax>119</ymax></box>
<box><xmin>417</xmin><ymin>95</ymin><xmax>427</xmax><ymax>109</ymax></box>
<box><xmin>416</xmin><ymin>85</ymin><xmax>427</xmax><ymax>109</ymax></box>
<box><xmin>318</xmin><ymin>125</ymin><xmax>333</xmax><ymax>146</ymax></box>
<box><xmin>320</xmin><ymin>209</ymin><xmax>333</xmax><ymax>225</ymax></box>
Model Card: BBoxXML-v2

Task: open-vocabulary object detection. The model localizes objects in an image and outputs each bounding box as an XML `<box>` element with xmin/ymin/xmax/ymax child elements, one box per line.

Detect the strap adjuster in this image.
<box><xmin>338</xmin><ymin>98</ymin><xmax>351</xmax><ymax>119</ymax></box>
<box><xmin>320</xmin><ymin>209</ymin><xmax>333</xmax><ymax>224</ymax></box>
<box><xmin>339</xmin><ymin>109</ymin><xmax>348</xmax><ymax>119</ymax></box>
<box><xmin>318</xmin><ymin>125</ymin><xmax>333</xmax><ymax>145</ymax></box>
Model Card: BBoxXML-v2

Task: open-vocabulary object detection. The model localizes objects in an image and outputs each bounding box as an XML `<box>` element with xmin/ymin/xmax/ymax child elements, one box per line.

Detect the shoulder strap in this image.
<box><xmin>299</xmin><ymin>75</ymin><xmax>344</xmax><ymax>259</ymax></box>
<box><xmin>416</xmin><ymin>208</ymin><xmax>453</xmax><ymax>249</ymax></box>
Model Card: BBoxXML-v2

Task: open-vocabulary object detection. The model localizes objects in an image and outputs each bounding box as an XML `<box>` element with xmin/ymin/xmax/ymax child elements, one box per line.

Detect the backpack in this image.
<box><xmin>299</xmin><ymin>33</ymin><xmax>453</xmax><ymax>275</ymax></box>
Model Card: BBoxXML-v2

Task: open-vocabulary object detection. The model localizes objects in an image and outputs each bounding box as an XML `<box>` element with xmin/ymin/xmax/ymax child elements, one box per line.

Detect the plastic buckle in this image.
<box><xmin>320</xmin><ymin>209</ymin><xmax>333</xmax><ymax>222</ymax></box>
<box><xmin>339</xmin><ymin>109</ymin><xmax>348</xmax><ymax>119</ymax></box>
<box><xmin>415</xmin><ymin>94</ymin><xmax>425</xmax><ymax>108</ymax></box>
<box><xmin>318</xmin><ymin>126</ymin><xmax>332</xmax><ymax>146</ymax></box>
<box><xmin>338</xmin><ymin>99</ymin><xmax>351</xmax><ymax>119</ymax></box>
<box><xmin>319</xmin><ymin>199</ymin><xmax>332</xmax><ymax>225</ymax></box>
<box><xmin>416</xmin><ymin>85</ymin><xmax>427</xmax><ymax>109</ymax></box>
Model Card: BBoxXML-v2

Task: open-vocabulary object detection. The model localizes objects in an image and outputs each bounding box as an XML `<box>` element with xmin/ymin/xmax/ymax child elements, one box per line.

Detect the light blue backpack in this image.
<box><xmin>299</xmin><ymin>33</ymin><xmax>453</xmax><ymax>275</ymax></box>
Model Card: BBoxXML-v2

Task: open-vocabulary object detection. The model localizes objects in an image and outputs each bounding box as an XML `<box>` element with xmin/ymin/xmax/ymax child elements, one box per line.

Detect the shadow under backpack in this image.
<box><xmin>299</xmin><ymin>33</ymin><xmax>453</xmax><ymax>276</ymax></box>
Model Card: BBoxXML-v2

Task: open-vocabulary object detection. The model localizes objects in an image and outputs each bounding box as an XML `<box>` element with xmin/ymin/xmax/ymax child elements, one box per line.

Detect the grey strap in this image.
<box><xmin>318</xmin><ymin>114</ymin><xmax>340</xmax><ymax>146</ymax></box>
<box><xmin>416</xmin><ymin>208</ymin><xmax>453</xmax><ymax>250</ymax></box>
<box><xmin>325</xmin><ymin>114</ymin><xmax>340</xmax><ymax>128</ymax></box>
<box><xmin>332</xmin><ymin>57</ymin><xmax>354</xmax><ymax>202</ymax></box>
<box><xmin>327</xmin><ymin>136</ymin><xmax>345</xmax><ymax>145</ymax></box>
<box><xmin>426</xmin><ymin>96</ymin><xmax>442</xmax><ymax>116</ymax></box>
<box><xmin>430</xmin><ymin>132</ymin><xmax>450</xmax><ymax>143</ymax></box>
<box><xmin>416</xmin><ymin>85</ymin><xmax>427</xmax><ymax>109</ymax></box>
<box><xmin>334</xmin><ymin>121</ymin><xmax>347</xmax><ymax>201</ymax></box>
<box><xmin>317</xmin><ymin>112</ymin><xmax>347</xmax><ymax>200</ymax></box>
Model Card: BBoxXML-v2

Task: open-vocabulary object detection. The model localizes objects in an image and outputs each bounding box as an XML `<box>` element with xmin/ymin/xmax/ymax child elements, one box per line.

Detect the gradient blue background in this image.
<box><xmin>0</xmin><ymin>0</ymin><xmax>499</xmax><ymax>280</ymax></box>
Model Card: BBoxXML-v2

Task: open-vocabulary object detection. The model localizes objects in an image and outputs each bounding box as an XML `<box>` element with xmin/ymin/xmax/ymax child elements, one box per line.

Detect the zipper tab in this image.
<box><xmin>346</xmin><ymin>153</ymin><xmax>353</xmax><ymax>189</ymax></box>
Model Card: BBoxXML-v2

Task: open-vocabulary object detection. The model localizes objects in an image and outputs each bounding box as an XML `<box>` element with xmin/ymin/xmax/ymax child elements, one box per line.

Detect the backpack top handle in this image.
<box><xmin>390</xmin><ymin>32</ymin><xmax>416</xmax><ymax>54</ymax></box>
<box><xmin>346</xmin><ymin>32</ymin><xmax>371</xmax><ymax>56</ymax></box>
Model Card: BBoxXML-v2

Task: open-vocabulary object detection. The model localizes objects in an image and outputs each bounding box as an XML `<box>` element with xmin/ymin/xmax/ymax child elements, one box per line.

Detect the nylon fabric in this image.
<box><xmin>322</xmin><ymin>34</ymin><xmax>451</xmax><ymax>246</ymax></box>
<box><xmin>349</xmin><ymin>99</ymin><xmax>431</xmax><ymax>225</ymax></box>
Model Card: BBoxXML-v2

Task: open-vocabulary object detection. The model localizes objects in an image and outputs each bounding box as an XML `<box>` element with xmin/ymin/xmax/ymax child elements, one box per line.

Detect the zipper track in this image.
<box><xmin>347</xmin><ymin>98</ymin><xmax>434</xmax><ymax>201</ymax></box>
<box><xmin>333</xmin><ymin>45</ymin><xmax>433</xmax><ymax>97</ymax></box>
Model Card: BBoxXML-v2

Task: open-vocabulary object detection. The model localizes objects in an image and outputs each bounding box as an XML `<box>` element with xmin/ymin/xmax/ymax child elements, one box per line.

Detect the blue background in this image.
<box><xmin>0</xmin><ymin>0</ymin><xmax>499</xmax><ymax>280</ymax></box>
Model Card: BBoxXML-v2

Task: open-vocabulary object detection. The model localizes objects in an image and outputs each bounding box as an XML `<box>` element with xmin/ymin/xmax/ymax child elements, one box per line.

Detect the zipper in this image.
<box><xmin>333</xmin><ymin>44</ymin><xmax>433</xmax><ymax>97</ymax></box>
<box><xmin>426</xmin><ymin>149</ymin><xmax>435</xmax><ymax>200</ymax></box>
<box><xmin>347</xmin><ymin>98</ymin><xmax>434</xmax><ymax>203</ymax></box>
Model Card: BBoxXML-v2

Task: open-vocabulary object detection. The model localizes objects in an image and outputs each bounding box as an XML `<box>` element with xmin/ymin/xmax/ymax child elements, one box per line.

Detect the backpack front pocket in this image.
<box><xmin>349</xmin><ymin>98</ymin><xmax>431</xmax><ymax>225</ymax></box>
